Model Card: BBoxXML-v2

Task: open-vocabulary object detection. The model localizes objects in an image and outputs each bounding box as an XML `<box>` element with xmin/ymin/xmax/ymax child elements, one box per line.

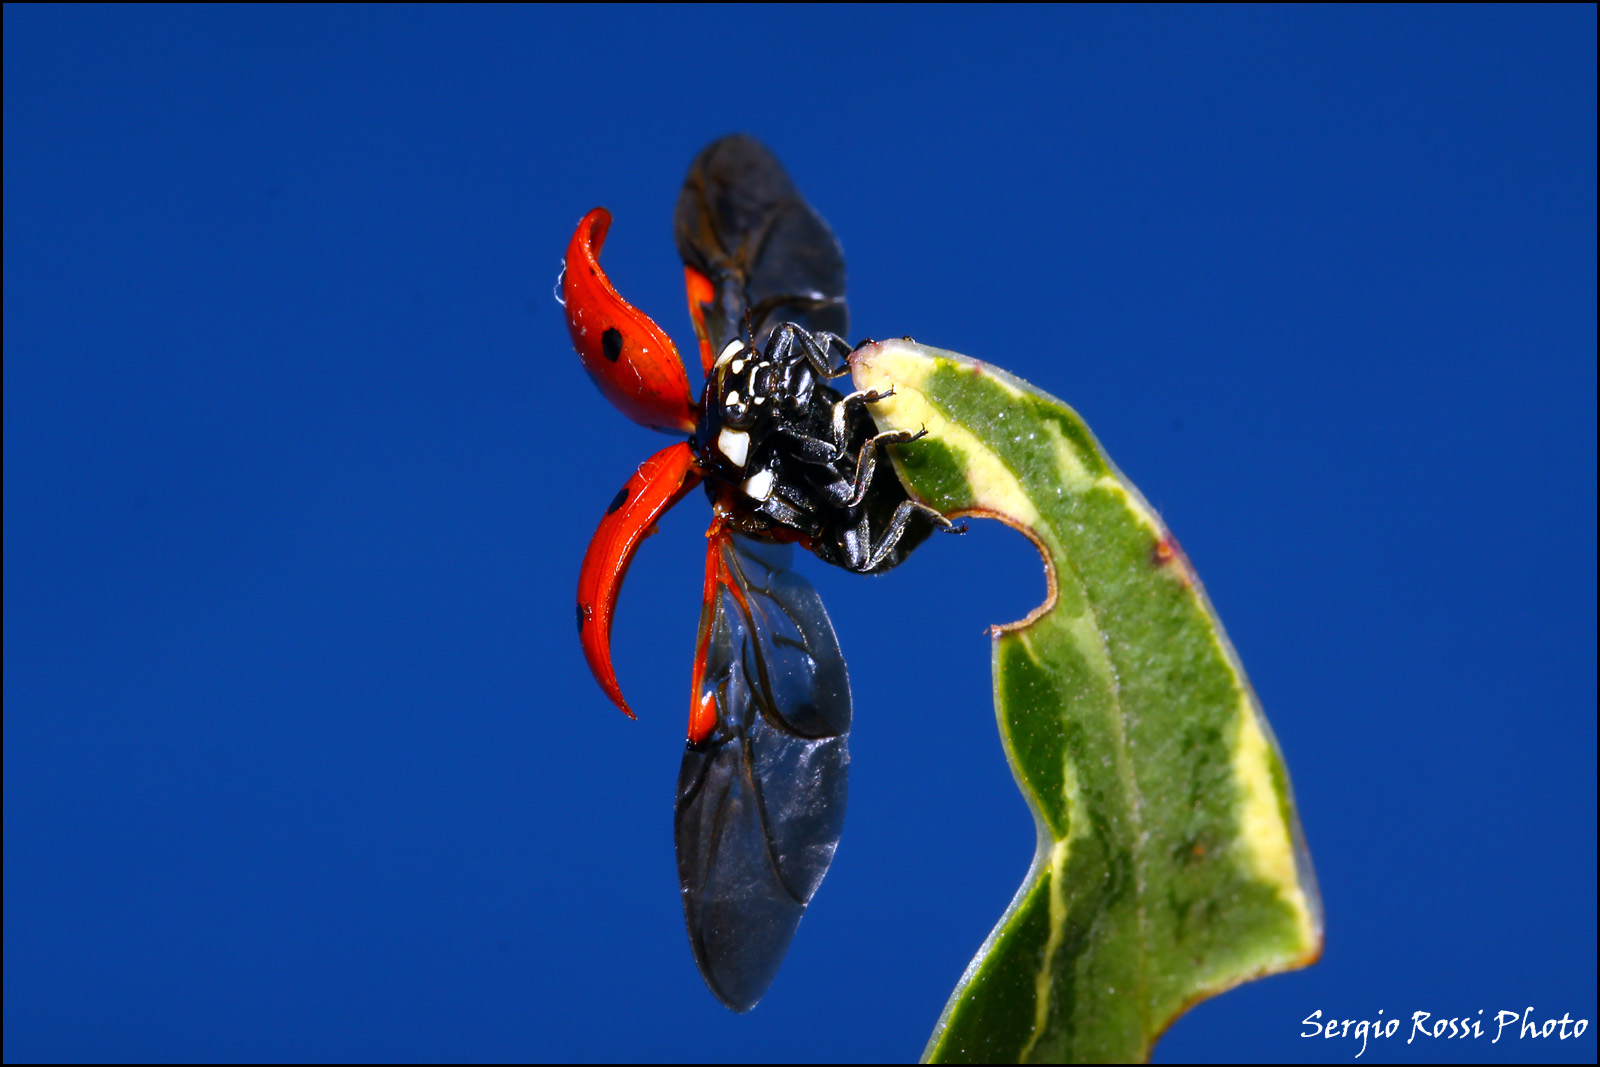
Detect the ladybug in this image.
<box><xmin>563</xmin><ymin>135</ymin><xmax>956</xmax><ymax>1011</ymax></box>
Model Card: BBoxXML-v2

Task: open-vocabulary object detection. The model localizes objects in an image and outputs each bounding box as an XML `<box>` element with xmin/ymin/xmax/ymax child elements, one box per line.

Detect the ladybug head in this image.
<box><xmin>707</xmin><ymin>338</ymin><xmax>770</xmax><ymax>433</ymax></box>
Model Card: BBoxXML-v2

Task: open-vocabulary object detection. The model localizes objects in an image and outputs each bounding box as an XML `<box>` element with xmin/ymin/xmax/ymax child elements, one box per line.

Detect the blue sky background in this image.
<box><xmin>4</xmin><ymin>6</ymin><xmax>1594</xmax><ymax>1063</ymax></box>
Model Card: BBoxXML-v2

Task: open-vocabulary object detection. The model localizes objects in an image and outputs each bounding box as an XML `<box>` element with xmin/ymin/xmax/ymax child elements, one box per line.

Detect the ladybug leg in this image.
<box><xmin>767</xmin><ymin>323</ymin><xmax>851</xmax><ymax>377</ymax></box>
<box><xmin>827</xmin><ymin>389</ymin><xmax>897</xmax><ymax>461</ymax></box>
<box><xmin>833</xmin><ymin>493</ymin><xmax>964</xmax><ymax>574</ymax></box>
<box><xmin>843</xmin><ymin>427</ymin><xmax>928</xmax><ymax>507</ymax></box>
<box><xmin>758</xmin><ymin>489</ymin><xmax>816</xmax><ymax>532</ymax></box>
<box><xmin>764</xmin><ymin>322</ymin><xmax>797</xmax><ymax>367</ymax></box>
<box><xmin>917</xmin><ymin>501</ymin><xmax>965</xmax><ymax>533</ymax></box>
<box><xmin>769</xmin><ymin>390</ymin><xmax>897</xmax><ymax>467</ymax></box>
<box><xmin>803</xmin><ymin>330</ymin><xmax>854</xmax><ymax>376</ymax></box>
<box><xmin>859</xmin><ymin>502</ymin><xmax>918</xmax><ymax>571</ymax></box>
<box><xmin>803</xmin><ymin>331</ymin><xmax>853</xmax><ymax>376</ymax></box>
<box><xmin>860</xmin><ymin>499</ymin><xmax>961</xmax><ymax>571</ymax></box>
<box><xmin>771</xmin><ymin>424</ymin><xmax>844</xmax><ymax>464</ymax></box>
<box><xmin>834</xmin><ymin>514</ymin><xmax>871</xmax><ymax>572</ymax></box>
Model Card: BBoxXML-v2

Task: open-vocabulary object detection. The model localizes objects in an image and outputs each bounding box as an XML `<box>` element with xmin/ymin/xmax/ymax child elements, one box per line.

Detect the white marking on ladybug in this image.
<box><xmin>753</xmin><ymin>396</ymin><xmax>767</xmax><ymax>405</ymax></box>
<box><xmin>717</xmin><ymin>427</ymin><xmax>750</xmax><ymax>467</ymax></box>
<box><xmin>725</xmin><ymin>390</ymin><xmax>741</xmax><ymax>407</ymax></box>
<box><xmin>715</xmin><ymin>339</ymin><xmax>744</xmax><ymax>368</ymax></box>
<box><xmin>730</xmin><ymin>358</ymin><xmax>746</xmax><ymax>375</ymax></box>
<box><xmin>742</xmin><ymin>468</ymin><xmax>775</xmax><ymax>502</ymax></box>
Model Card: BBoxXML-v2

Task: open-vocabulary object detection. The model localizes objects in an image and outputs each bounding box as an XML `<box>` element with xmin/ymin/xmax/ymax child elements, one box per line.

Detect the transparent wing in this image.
<box><xmin>676</xmin><ymin>531</ymin><xmax>851</xmax><ymax>1012</ymax></box>
<box><xmin>674</xmin><ymin>135</ymin><xmax>849</xmax><ymax>355</ymax></box>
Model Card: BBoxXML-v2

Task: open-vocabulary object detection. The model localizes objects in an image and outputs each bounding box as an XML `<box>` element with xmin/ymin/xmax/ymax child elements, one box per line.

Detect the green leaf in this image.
<box><xmin>850</xmin><ymin>341</ymin><xmax>1323</xmax><ymax>1064</ymax></box>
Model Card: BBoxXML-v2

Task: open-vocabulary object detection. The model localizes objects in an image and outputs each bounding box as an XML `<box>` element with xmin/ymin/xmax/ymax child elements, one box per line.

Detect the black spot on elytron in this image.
<box><xmin>602</xmin><ymin>327</ymin><xmax>624</xmax><ymax>362</ymax></box>
<box><xmin>576</xmin><ymin>603</ymin><xmax>585</xmax><ymax>632</ymax></box>
<box><xmin>607</xmin><ymin>487</ymin><xmax>629</xmax><ymax>514</ymax></box>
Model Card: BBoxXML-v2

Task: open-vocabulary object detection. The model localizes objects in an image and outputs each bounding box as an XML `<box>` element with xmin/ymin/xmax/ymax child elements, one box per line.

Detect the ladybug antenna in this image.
<box><xmin>744</xmin><ymin>307</ymin><xmax>756</xmax><ymax>350</ymax></box>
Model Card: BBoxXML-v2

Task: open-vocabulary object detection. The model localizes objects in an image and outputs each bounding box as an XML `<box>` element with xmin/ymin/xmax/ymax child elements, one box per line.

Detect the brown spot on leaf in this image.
<box><xmin>1151</xmin><ymin>535</ymin><xmax>1192</xmax><ymax>585</ymax></box>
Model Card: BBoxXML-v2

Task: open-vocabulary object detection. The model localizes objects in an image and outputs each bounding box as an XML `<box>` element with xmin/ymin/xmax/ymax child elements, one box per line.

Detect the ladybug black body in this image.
<box><xmin>692</xmin><ymin>324</ymin><xmax>944</xmax><ymax>574</ymax></box>
<box><xmin>565</xmin><ymin>135</ymin><xmax>960</xmax><ymax>1012</ymax></box>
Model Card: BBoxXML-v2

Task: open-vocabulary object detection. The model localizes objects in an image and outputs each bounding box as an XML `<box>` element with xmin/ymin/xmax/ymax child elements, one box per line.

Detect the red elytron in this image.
<box><xmin>563</xmin><ymin>136</ymin><xmax>954</xmax><ymax>1011</ymax></box>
